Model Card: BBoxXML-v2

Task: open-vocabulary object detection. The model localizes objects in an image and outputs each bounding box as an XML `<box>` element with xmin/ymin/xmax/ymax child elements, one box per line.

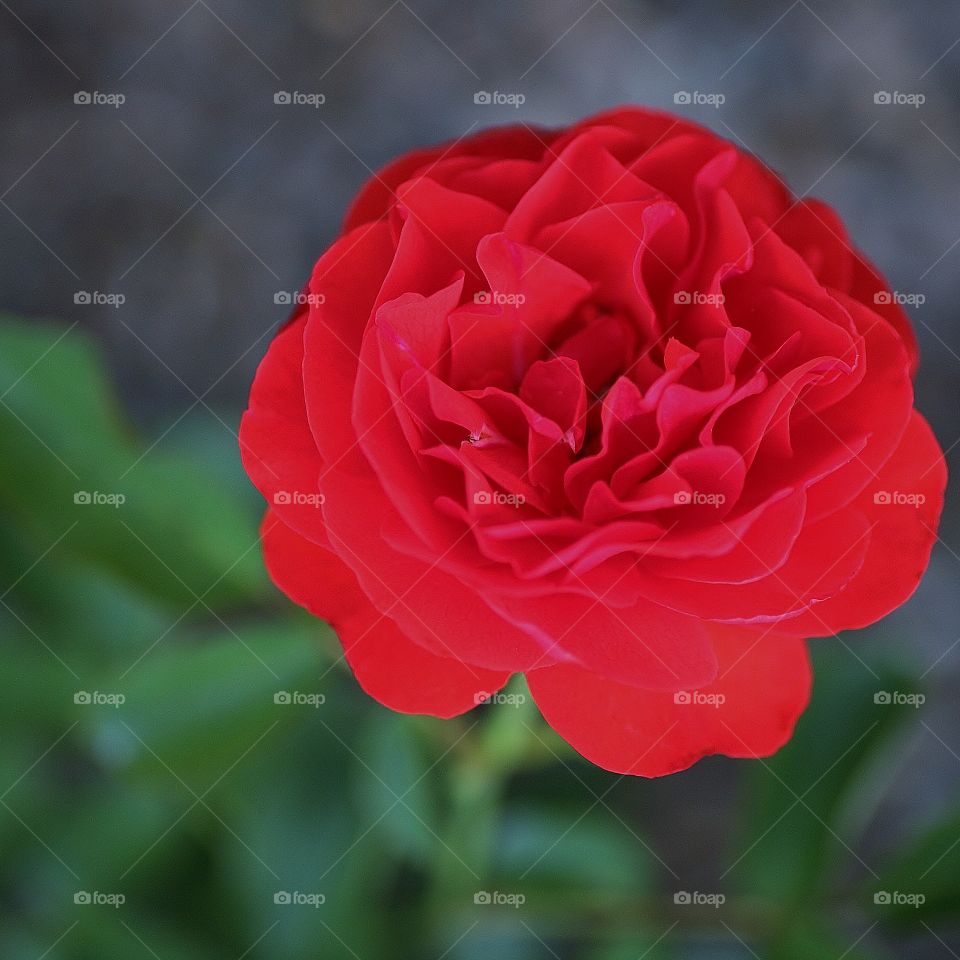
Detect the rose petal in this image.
<box><xmin>774</xmin><ymin>410</ymin><xmax>945</xmax><ymax>636</ymax></box>
<box><xmin>261</xmin><ymin>510</ymin><xmax>510</xmax><ymax>718</ymax></box>
<box><xmin>527</xmin><ymin>624</ymin><xmax>811</xmax><ymax>776</ymax></box>
<box><xmin>239</xmin><ymin>306</ymin><xmax>327</xmax><ymax>542</ymax></box>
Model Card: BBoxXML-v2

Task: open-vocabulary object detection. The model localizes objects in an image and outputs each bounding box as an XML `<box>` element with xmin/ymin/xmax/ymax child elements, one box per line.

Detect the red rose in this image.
<box><xmin>241</xmin><ymin>106</ymin><xmax>945</xmax><ymax>776</ymax></box>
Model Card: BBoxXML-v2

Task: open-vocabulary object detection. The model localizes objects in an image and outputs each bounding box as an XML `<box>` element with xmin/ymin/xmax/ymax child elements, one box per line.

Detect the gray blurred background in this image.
<box><xmin>2</xmin><ymin>0</ymin><xmax>959</xmax><ymax>956</ymax></box>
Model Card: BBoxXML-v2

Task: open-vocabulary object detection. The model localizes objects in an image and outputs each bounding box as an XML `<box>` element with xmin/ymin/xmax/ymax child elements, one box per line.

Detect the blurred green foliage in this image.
<box><xmin>0</xmin><ymin>318</ymin><xmax>955</xmax><ymax>958</ymax></box>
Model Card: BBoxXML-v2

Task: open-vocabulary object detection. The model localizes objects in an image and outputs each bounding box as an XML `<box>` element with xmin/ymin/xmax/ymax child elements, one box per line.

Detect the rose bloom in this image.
<box><xmin>241</xmin><ymin>106</ymin><xmax>945</xmax><ymax>776</ymax></box>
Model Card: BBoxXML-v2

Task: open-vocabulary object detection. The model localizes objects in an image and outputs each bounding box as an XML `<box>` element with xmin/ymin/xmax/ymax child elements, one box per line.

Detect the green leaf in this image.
<box><xmin>586</xmin><ymin>935</ymin><xmax>674</xmax><ymax>960</ymax></box>
<box><xmin>220</xmin><ymin>707</ymin><xmax>389</xmax><ymax>960</ymax></box>
<box><xmin>354</xmin><ymin>710</ymin><xmax>440</xmax><ymax>866</ymax></box>
<box><xmin>769</xmin><ymin>914</ymin><xmax>878</xmax><ymax>960</ymax></box>
<box><xmin>93</xmin><ymin>619</ymin><xmax>328</xmax><ymax>781</ymax></box>
<box><xmin>494</xmin><ymin>805</ymin><xmax>652</xmax><ymax>899</ymax></box>
<box><xmin>870</xmin><ymin>808</ymin><xmax>960</xmax><ymax>925</ymax></box>
<box><xmin>0</xmin><ymin>317</ymin><xmax>266</xmax><ymax>610</ymax></box>
<box><xmin>734</xmin><ymin>644</ymin><xmax>921</xmax><ymax>905</ymax></box>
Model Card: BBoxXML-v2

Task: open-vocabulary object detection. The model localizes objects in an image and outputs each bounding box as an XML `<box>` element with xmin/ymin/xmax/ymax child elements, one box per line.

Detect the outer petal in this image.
<box><xmin>304</xmin><ymin>220</ymin><xmax>397</xmax><ymax>470</ymax></box>
<box><xmin>261</xmin><ymin>511</ymin><xmax>510</xmax><ymax>718</ymax></box>
<box><xmin>496</xmin><ymin>592</ymin><xmax>719</xmax><ymax>693</ymax></box>
<box><xmin>342</xmin><ymin>124</ymin><xmax>551</xmax><ymax>231</ymax></box>
<box><xmin>774</xmin><ymin>410</ymin><xmax>946</xmax><ymax>637</ymax></box>
<box><xmin>527</xmin><ymin>625</ymin><xmax>811</xmax><ymax>776</ymax></box>
<box><xmin>801</xmin><ymin>293</ymin><xmax>913</xmax><ymax>521</ymax></box>
<box><xmin>321</xmin><ymin>469</ymin><xmax>565</xmax><ymax>672</ymax></box>
<box><xmin>849</xmin><ymin>254</ymin><xmax>919</xmax><ymax>376</ymax></box>
<box><xmin>239</xmin><ymin>306</ymin><xmax>327</xmax><ymax>542</ymax></box>
<box><xmin>628</xmin><ymin>507</ymin><xmax>871</xmax><ymax>625</ymax></box>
